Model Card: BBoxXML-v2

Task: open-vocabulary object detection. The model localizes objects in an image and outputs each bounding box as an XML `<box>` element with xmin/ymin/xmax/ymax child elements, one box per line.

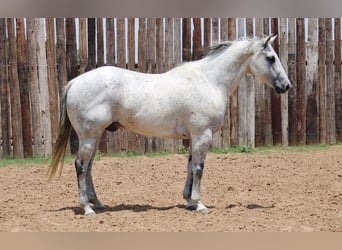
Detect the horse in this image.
<box><xmin>47</xmin><ymin>34</ymin><xmax>291</xmax><ymax>216</ymax></box>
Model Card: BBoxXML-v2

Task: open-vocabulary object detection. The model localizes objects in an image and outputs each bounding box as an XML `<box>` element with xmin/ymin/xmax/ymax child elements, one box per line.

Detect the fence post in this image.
<box><xmin>306</xmin><ymin>18</ymin><xmax>319</xmax><ymax>144</ymax></box>
<box><xmin>66</xmin><ymin>18</ymin><xmax>79</xmax><ymax>154</ymax></box>
<box><xmin>254</xmin><ymin>18</ymin><xmax>265</xmax><ymax>147</ymax></box>
<box><xmin>27</xmin><ymin>18</ymin><xmax>43</xmax><ymax>156</ymax></box>
<box><xmin>79</xmin><ymin>18</ymin><xmax>87</xmax><ymax>75</ymax></box>
<box><xmin>228</xmin><ymin>18</ymin><xmax>238</xmax><ymax>147</ymax></box>
<box><xmin>326</xmin><ymin>18</ymin><xmax>336</xmax><ymax>144</ymax></box>
<box><xmin>318</xmin><ymin>18</ymin><xmax>327</xmax><ymax>144</ymax></box>
<box><xmin>296</xmin><ymin>18</ymin><xmax>306</xmax><ymax>145</ymax></box>
<box><xmin>87</xmin><ymin>18</ymin><xmax>96</xmax><ymax>71</ymax></box>
<box><xmin>16</xmin><ymin>18</ymin><xmax>33</xmax><ymax>157</ymax></box>
<box><xmin>46</xmin><ymin>18</ymin><xmax>59</xmax><ymax>148</ymax></box>
<box><xmin>0</xmin><ymin>18</ymin><xmax>10</xmax><ymax>157</ymax></box>
<box><xmin>335</xmin><ymin>18</ymin><xmax>342</xmax><ymax>141</ymax></box>
<box><xmin>221</xmin><ymin>18</ymin><xmax>230</xmax><ymax>148</ymax></box>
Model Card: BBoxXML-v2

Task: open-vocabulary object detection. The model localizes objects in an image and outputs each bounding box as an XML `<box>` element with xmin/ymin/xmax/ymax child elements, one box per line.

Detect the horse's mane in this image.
<box><xmin>205</xmin><ymin>41</ymin><xmax>233</xmax><ymax>57</ymax></box>
<box><xmin>204</xmin><ymin>37</ymin><xmax>261</xmax><ymax>58</ymax></box>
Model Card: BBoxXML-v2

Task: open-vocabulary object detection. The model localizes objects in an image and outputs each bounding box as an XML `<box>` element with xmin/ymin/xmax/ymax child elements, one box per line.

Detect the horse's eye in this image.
<box><xmin>267</xmin><ymin>56</ymin><xmax>275</xmax><ymax>64</ymax></box>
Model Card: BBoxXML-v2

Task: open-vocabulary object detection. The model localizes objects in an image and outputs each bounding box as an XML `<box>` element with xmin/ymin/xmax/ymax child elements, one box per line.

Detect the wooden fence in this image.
<box><xmin>1</xmin><ymin>18</ymin><xmax>342</xmax><ymax>158</ymax></box>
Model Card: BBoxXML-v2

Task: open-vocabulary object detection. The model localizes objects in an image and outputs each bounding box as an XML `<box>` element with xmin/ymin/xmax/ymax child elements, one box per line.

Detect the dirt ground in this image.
<box><xmin>1</xmin><ymin>145</ymin><xmax>342</xmax><ymax>232</ymax></box>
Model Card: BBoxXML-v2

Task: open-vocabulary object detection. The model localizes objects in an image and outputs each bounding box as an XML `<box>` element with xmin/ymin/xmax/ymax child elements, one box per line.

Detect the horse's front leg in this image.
<box><xmin>187</xmin><ymin>129</ymin><xmax>212</xmax><ymax>213</ymax></box>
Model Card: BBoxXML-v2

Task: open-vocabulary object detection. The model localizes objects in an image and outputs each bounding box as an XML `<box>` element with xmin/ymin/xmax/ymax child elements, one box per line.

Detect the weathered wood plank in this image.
<box><xmin>279</xmin><ymin>18</ymin><xmax>289</xmax><ymax>146</ymax></box>
<box><xmin>0</xmin><ymin>18</ymin><xmax>10</xmax><ymax>157</ymax></box>
<box><xmin>27</xmin><ymin>18</ymin><xmax>43</xmax><ymax>156</ymax></box>
<box><xmin>46</xmin><ymin>18</ymin><xmax>59</xmax><ymax>148</ymax></box>
<box><xmin>288</xmin><ymin>18</ymin><xmax>297</xmax><ymax>145</ymax></box>
<box><xmin>296</xmin><ymin>18</ymin><xmax>306</xmax><ymax>145</ymax></box>
<box><xmin>335</xmin><ymin>18</ymin><xmax>342</xmax><ymax>141</ymax></box>
<box><xmin>16</xmin><ymin>18</ymin><xmax>33</xmax><ymax>157</ymax></box>
<box><xmin>326</xmin><ymin>18</ymin><xmax>336</xmax><ymax>144</ymax></box>
<box><xmin>306</xmin><ymin>18</ymin><xmax>319</xmax><ymax>144</ymax></box>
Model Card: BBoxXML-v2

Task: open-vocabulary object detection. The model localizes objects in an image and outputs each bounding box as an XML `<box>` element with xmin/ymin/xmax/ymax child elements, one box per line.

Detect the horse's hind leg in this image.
<box><xmin>75</xmin><ymin>137</ymin><xmax>98</xmax><ymax>215</ymax></box>
<box><xmin>85</xmin><ymin>149</ymin><xmax>105</xmax><ymax>209</ymax></box>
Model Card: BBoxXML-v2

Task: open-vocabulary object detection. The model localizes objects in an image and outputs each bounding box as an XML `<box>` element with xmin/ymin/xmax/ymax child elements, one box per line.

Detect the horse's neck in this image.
<box><xmin>201</xmin><ymin>41</ymin><xmax>254</xmax><ymax>96</ymax></box>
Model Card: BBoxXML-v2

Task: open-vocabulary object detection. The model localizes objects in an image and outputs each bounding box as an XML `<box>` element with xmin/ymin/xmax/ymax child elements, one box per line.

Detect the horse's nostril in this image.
<box><xmin>285</xmin><ymin>84</ymin><xmax>290</xmax><ymax>91</ymax></box>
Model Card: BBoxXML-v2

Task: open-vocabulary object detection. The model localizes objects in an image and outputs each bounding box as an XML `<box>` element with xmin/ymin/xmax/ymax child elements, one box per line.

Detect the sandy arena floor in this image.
<box><xmin>1</xmin><ymin>146</ymin><xmax>342</xmax><ymax>232</ymax></box>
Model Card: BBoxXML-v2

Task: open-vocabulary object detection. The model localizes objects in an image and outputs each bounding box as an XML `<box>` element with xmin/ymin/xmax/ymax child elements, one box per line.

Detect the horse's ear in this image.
<box><xmin>262</xmin><ymin>34</ymin><xmax>277</xmax><ymax>50</ymax></box>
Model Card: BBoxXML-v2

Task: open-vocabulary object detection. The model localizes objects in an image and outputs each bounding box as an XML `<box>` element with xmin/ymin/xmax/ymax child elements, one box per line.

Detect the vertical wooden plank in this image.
<box><xmin>212</xmin><ymin>18</ymin><xmax>219</xmax><ymax>42</ymax></box>
<box><xmin>127</xmin><ymin>18</ymin><xmax>143</xmax><ymax>153</ymax></box>
<box><xmin>153</xmin><ymin>17</ymin><xmax>164</xmax><ymax>152</ymax></box>
<box><xmin>288</xmin><ymin>18</ymin><xmax>297</xmax><ymax>145</ymax></box>
<box><xmin>134</xmin><ymin>17</ymin><xmax>148</xmax><ymax>153</ymax></box>
<box><xmin>97</xmin><ymin>18</ymin><xmax>104</xmax><ymax>67</ymax></box>
<box><xmin>144</xmin><ymin>18</ymin><xmax>156</xmax><ymax>153</ymax></box>
<box><xmin>192</xmin><ymin>18</ymin><xmax>202</xmax><ymax>60</ymax></box>
<box><xmin>246</xmin><ymin>18</ymin><xmax>255</xmax><ymax>147</ymax></box>
<box><xmin>203</xmin><ymin>18</ymin><xmax>211</xmax><ymax>47</ymax></box>
<box><xmin>117</xmin><ymin>18</ymin><xmax>128</xmax><ymax>152</ymax></box>
<box><xmin>279</xmin><ymin>18</ymin><xmax>289</xmax><ymax>146</ymax></box>
<box><xmin>335</xmin><ymin>18</ymin><xmax>342</xmax><ymax>141</ymax></box>
<box><xmin>156</xmin><ymin>18</ymin><xmax>163</xmax><ymax>74</ymax></box>
<box><xmin>127</xmin><ymin>18</ymin><xmax>135</xmax><ymax>70</ymax></box>
<box><xmin>296</xmin><ymin>18</ymin><xmax>306</xmax><ymax>145</ymax></box>
<box><xmin>36</xmin><ymin>18</ymin><xmax>52</xmax><ymax>156</ymax></box>
<box><xmin>66</xmin><ymin>18</ymin><xmax>79</xmax><ymax>154</ymax></box>
<box><xmin>211</xmin><ymin>18</ymin><xmax>222</xmax><ymax>148</ymax></box>
<box><xmin>254</xmin><ymin>18</ymin><xmax>266</xmax><ymax>147</ymax></box>
<box><xmin>8</xmin><ymin>18</ymin><xmax>24</xmax><ymax>158</ymax></box>
<box><xmin>56</xmin><ymin>18</ymin><xmax>68</xmax><ymax>98</ymax></box>
<box><xmin>96</xmin><ymin>18</ymin><xmax>108</xmax><ymax>154</ymax></box>
<box><xmin>16</xmin><ymin>18</ymin><xmax>33</xmax><ymax>157</ymax></box>
<box><xmin>182</xmin><ymin>18</ymin><xmax>191</xmax><ymax>149</ymax></box>
<box><xmin>79</xmin><ymin>18</ymin><xmax>87</xmax><ymax>74</ymax></box>
<box><xmin>138</xmin><ymin>18</ymin><xmax>147</xmax><ymax>72</ymax></box>
<box><xmin>106</xmin><ymin>18</ymin><xmax>115</xmax><ymax>66</ymax></box>
<box><xmin>174</xmin><ymin>18</ymin><xmax>182</xmax><ymax>67</ymax></box>
<box><xmin>271</xmin><ymin>18</ymin><xmax>282</xmax><ymax>145</ymax></box>
<box><xmin>0</xmin><ymin>18</ymin><xmax>10</xmax><ymax>157</ymax></box>
<box><xmin>238</xmin><ymin>18</ymin><xmax>247</xmax><ymax>147</ymax></box>
<box><xmin>326</xmin><ymin>18</ymin><xmax>336</xmax><ymax>144</ymax></box>
<box><xmin>105</xmin><ymin>18</ymin><xmax>116</xmax><ymax>153</ymax></box>
<box><xmin>87</xmin><ymin>18</ymin><xmax>96</xmax><ymax>71</ymax></box>
<box><xmin>182</xmin><ymin>18</ymin><xmax>192</xmax><ymax>62</ymax></box>
<box><xmin>228</xmin><ymin>18</ymin><xmax>238</xmax><ymax>147</ymax></box>
<box><xmin>306</xmin><ymin>18</ymin><xmax>319</xmax><ymax>144</ymax></box>
<box><xmin>221</xmin><ymin>18</ymin><xmax>230</xmax><ymax>147</ymax></box>
<box><xmin>46</xmin><ymin>18</ymin><xmax>59</xmax><ymax>147</ymax></box>
<box><xmin>27</xmin><ymin>18</ymin><xmax>43</xmax><ymax>156</ymax></box>
<box><xmin>164</xmin><ymin>18</ymin><xmax>178</xmax><ymax>152</ymax></box>
<box><xmin>318</xmin><ymin>18</ymin><xmax>327</xmax><ymax>144</ymax></box>
<box><xmin>173</xmin><ymin>18</ymin><xmax>183</xmax><ymax>152</ymax></box>
<box><xmin>263</xmin><ymin>18</ymin><xmax>273</xmax><ymax>146</ymax></box>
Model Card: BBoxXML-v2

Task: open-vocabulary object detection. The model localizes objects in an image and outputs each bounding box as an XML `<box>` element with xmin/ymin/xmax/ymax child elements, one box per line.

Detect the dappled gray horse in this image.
<box><xmin>48</xmin><ymin>34</ymin><xmax>291</xmax><ymax>215</ymax></box>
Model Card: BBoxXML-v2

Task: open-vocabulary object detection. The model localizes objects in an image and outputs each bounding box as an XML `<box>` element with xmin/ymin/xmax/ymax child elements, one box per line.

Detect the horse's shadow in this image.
<box><xmin>54</xmin><ymin>203</ymin><xmax>216</xmax><ymax>215</ymax></box>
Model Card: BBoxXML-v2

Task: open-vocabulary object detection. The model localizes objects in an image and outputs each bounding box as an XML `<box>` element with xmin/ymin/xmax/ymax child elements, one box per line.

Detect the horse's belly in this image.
<box><xmin>120</xmin><ymin>117</ymin><xmax>190</xmax><ymax>139</ymax></box>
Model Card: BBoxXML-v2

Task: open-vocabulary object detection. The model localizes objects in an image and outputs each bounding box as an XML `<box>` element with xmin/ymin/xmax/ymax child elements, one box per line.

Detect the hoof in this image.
<box><xmin>196</xmin><ymin>201</ymin><xmax>209</xmax><ymax>214</ymax></box>
<box><xmin>84</xmin><ymin>207</ymin><xmax>96</xmax><ymax>216</ymax></box>
<box><xmin>186</xmin><ymin>200</ymin><xmax>209</xmax><ymax>214</ymax></box>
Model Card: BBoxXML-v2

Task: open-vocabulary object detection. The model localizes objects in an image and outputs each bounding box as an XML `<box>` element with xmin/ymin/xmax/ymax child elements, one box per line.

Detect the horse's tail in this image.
<box><xmin>47</xmin><ymin>84</ymin><xmax>73</xmax><ymax>181</ymax></box>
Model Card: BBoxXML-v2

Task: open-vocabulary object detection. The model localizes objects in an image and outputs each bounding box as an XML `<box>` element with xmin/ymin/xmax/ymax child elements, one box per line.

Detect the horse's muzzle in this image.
<box><xmin>274</xmin><ymin>80</ymin><xmax>291</xmax><ymax>94</ymax></box>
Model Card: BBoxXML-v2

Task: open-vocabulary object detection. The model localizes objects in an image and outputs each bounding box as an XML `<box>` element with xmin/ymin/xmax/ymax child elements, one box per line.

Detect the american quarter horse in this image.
<box><xmin>48</xmin><ymin>34</ymin><xmax>291</xmax><ymax>215</ymax></box>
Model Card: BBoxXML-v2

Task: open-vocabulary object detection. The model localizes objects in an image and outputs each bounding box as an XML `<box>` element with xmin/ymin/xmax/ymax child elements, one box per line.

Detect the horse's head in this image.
<box><xmin>247</xmin><ymin>34</ymin><xmax>291</xmax><ymax>94</ymax></box>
